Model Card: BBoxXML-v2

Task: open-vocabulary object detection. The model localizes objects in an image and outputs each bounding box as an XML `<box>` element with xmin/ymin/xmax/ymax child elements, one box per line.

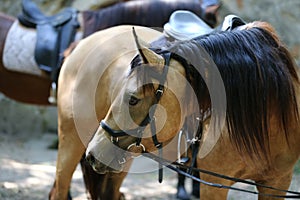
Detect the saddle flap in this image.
<box><xmin>164</xmin><ymin>10</ymin><xmax>213</xmax><ymax>41</ymax></box>
<box><xmin>35</xmin><ymin>24</ymin><xmax>60</xmax><ymax>72</ymax></box>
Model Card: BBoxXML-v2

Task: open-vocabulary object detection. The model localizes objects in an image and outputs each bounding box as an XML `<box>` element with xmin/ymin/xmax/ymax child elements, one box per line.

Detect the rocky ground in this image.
<box><xmin>0</xmin><ymin>132</ymin><xmax>299</xmax><ymax>200</ymax></box>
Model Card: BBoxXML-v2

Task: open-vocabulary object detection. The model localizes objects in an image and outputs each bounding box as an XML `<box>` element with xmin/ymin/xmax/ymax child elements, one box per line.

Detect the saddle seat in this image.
<box><xmin>18</xmin><ymin>0</ymin><xmax>75</xmax><ymax>28</ymax></box>
<box><xmin>163</xmin><ymin>11</ymin><xmax>246</xmax><ymax>41</ymax></box>
<box><xmin>164</xmin><ymin>10</ymin><xmax>213</xmax><ymax>41</ymax></box>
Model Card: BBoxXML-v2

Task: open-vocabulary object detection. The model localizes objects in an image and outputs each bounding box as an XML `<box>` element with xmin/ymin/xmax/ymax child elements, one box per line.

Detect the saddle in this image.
<box><xmin>18</xmin><ymin>0</ymin><xmax>80</xmax><ymax>73</ymax></box>
<box><xmin>219</xmin><ymin>14</ymin><xmax>247</xmax><ymax>31</ymax></box>
<box><xmin>163</xmin><ymin>11</ymin><xmax>246</xmax><ymax>41</ymax></box>
<box><xmin>163</xmin><ymin>10</ymin><xmax>213</xmax><ymax>41</ymax></box>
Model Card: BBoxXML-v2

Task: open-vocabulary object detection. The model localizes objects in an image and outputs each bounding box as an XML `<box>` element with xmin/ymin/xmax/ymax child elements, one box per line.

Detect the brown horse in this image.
<box><xmin>0</xmin><ymin>0</ymin><xmax>211</xmax><ymax>106</ymax></box>
<box><xmin>84</xmin><ymin>22</ymin><xmax>300</xmax><ymax>199</ymax></box>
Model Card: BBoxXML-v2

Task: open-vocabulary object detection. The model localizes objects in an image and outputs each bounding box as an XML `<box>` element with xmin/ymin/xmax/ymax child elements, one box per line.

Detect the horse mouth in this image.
<box><xmin>85</xmin><ymin>152</ymin><xmax>125</xmax><ymax>174</ymax></box>
<box><xmin>90</xmin><ymin>162</ymin><xmax>122</xmax><ymax>174</ymax></box>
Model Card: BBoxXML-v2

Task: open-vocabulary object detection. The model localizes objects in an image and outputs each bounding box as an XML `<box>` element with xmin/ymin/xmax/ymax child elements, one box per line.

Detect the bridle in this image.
<box><xmin>99</xmin><ymin>51</ymin><xmax>171</xmax><ymax>182</ymax></box>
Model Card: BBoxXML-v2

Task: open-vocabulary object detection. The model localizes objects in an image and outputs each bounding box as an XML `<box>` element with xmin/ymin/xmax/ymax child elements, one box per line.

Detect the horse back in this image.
<box><xmin>81</xmin><ymin>0</ymin><xmax>205</xmax><ymax>37</ymax></box>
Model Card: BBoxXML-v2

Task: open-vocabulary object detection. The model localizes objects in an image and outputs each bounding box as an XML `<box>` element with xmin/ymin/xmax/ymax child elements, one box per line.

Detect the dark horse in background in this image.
<box><xmin>0</xmin><ymin>0</ymin><xmax>216</xmax><ymax>106</ymax></box>
<box><xmin>0</xmin><ymin>0</ymin><xmax>217</xmax><ymax>199</ymax></box>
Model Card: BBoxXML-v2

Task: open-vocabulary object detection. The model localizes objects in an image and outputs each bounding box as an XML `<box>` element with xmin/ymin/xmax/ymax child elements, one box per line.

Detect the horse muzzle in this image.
<box><xmin>85</xmin><ymin>150</ymin><xmax>125</xmax><ymax>174</ymax></box>
<box><xmin>85</xmin><ymin>135</ymin><xmax>129</xmax><ymax>174</ymax></box>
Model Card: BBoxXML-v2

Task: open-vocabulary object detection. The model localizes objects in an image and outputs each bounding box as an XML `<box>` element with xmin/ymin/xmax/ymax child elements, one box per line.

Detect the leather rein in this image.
<box><xmin>143</xmin><ymin>151</ymin><xmax>300</xmax><ymax>199</ymax></box>
<box><xmin>99</xmin><ymin>51</ymin><xmax>300</xmax><ymax>198</ymax></box>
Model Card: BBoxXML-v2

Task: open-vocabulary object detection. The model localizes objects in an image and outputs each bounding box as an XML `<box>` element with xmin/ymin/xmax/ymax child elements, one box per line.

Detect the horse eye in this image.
<box><xmin>128</xmin><ymin>96</ymin><xmax>140</xmax><ymax>106</ymax></box>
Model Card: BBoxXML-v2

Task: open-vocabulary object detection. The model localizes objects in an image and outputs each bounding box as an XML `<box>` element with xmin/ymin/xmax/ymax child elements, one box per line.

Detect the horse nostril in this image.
<box><xmin>86</xmin><ymin>152</ymin><xmax>96</xmax><ymax>165</ymax></box>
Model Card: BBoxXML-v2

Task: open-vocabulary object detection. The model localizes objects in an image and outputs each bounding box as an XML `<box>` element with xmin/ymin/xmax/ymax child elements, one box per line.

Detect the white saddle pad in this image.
<box><xmin>3</xmin><ymin>21</ymin><xmax>43</xmax><ymax>76</ymax></box>
<box><xmin>3</xmin><ymin>20</ymin><xmax>83</xmax><ymax>77</ymax></box>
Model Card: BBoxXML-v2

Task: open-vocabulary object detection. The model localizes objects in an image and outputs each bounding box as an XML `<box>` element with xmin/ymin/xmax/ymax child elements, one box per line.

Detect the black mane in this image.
<box><xmin>165</xmin><ymin>27</ymin><xmax>299</xmax><ymax>161</ymax></box>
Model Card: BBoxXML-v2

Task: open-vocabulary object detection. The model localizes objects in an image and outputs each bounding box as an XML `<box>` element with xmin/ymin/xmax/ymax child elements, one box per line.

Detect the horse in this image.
<box><xmin>83</xmin><ymin>21</ymin><xmax>300</xmax><ymax>199</ymax></box>
<box><xmin>0</xmin><ymin>1</ymin><xmax>215</xmax><ymax>199</ymax></box>
<box><xmin>0</xmin><ymin>0</ymin><xmax>211</xmax><ymax>106</ymax></box>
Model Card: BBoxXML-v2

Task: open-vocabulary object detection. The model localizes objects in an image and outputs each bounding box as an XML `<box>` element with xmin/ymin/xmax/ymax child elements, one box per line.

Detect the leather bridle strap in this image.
<box><xmin>150</xmin><ymin>52</ymin><xmax>171</xmax><ymax>182</ymax></box>
<box><xmin>100</xmin><ymin>52</ymin><xmax>170</xmax><ymax>143</ymax></box>
<box><xmin>143</xmin><ymin>152</ymin><xmax>300</xmax><ymax>198</ymax></box>
<box><xmin>99</xmin><ymin>52</ymin><xmax>171</xmax><ymax>182</ymax></box>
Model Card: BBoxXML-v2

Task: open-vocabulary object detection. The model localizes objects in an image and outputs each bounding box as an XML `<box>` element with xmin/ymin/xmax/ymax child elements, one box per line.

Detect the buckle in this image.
<box><xmin>177</xmin><ymin>157</ymin><xmax>190</xmax><ymax>164</ymax></box>
<box><xmin>111</xmin><ymin>136</ymin><xmax>119</xmax><ymax>143</ymax></box>
<box><xmin>118</xmin><ymin>157</ymin><xmax>127</xmax><ymax>165</ymax></box>
<box><xmin>155</xmin><ymin>143</ymin><xmax>162</xmax><ymax>148</ymax></box>
<box><xmin>156</xmin><ymin>89</ymin><xmax>164</xmax><ymax>96</ymax></box>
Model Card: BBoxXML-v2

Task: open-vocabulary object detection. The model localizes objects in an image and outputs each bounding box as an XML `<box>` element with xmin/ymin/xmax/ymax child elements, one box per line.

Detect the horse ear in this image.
<box><xmin>132</xmin><ymin>27</ymin><xmax>164</xmax><ymax>70</ymax></box>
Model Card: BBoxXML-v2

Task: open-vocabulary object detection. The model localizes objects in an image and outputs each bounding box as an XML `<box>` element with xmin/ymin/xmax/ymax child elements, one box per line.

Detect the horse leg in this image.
<box><xmin>50</xmin><ymin>124</ymin><xmax>127</xmax><ymax>200</ymax></box>
<box><xmin>49</xmin><ymin>124</ymin><xmax>85</xmax><ymax>200</ymax></box>
<box><xmin>191</xmin><ymin>172</ymin><xmax>200</xmax><ymax>198</ymax></box>
<box><xmin>101</xmin><ymin>172</ymin><xmax>128</xmax><ymax>200</ymax></box>
<box><xmin>256</xmin><ymin>171</ymin><xmax>294</xmax><ymax>200</ymax></box>
<box><xmin>80</xmin><ymin>156</ymin><xmax>127</xmax><ymax>200</ymax></box>
<box><xmin>176</xmin><ymin>170</ymin><xmax>190</xmax><ymax>200</ymax></box>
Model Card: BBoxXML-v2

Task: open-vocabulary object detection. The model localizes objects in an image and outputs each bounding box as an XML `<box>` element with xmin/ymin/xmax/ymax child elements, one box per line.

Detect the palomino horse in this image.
<box><xmin>0</xmin><ymin>1</ymin><xmax>213</xmax><ymax>198</ymax></box>
<box><xmin>0</xmin><ymin>0</ymin><xmax>209</xmax><ymax>106</ymax></box>
<box><xmin>84</xmin><ymin>22</ymin><xmax>300</xmax><ymax>199</ymax></box>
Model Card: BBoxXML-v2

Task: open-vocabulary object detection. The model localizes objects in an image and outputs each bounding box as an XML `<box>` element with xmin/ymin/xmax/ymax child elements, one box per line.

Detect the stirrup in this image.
<box><xmin>48</xmin><ymin>82</ymin><xmax>57</xmax><ymax>104</ymax></box>
<box><xmin>177</xmin><ymin>130</ymin><xmax>190</xmax><ymax>164</ymax></box>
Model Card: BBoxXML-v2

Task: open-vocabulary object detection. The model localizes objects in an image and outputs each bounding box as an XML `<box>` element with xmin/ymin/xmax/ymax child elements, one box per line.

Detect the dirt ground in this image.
<box><xmin>0</xmin><ymin>132</ymin><xmax>299</xmax><ymax>200</ymax></box>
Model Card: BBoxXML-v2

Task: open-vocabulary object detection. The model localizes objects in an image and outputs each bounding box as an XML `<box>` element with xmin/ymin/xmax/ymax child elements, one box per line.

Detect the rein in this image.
<box><xmin>143</xmin><ymin>151</ymin><xmax>300</xmax><ymax>199</ymax></box>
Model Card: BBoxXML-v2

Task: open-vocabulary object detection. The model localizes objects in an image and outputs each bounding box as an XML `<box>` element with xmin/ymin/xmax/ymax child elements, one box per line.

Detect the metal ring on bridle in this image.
<box><xmin>127</xmin><ymin>143</ymin><xmax>146</xmax><ymax>158</ymax></box>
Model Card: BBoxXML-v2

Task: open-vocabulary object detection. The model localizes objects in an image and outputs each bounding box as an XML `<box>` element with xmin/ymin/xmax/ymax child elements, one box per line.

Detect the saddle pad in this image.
<box><xmin>3</xmin><ymin>21</ymin><xmax>43</xmax><ymax>76</ymax></box>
